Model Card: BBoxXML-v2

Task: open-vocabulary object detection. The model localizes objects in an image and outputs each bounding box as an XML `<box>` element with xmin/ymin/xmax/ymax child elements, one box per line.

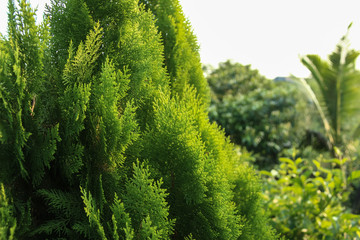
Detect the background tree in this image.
<box><xmin>299</xmin><ymin>25</ymin><xmax>360</xmax><ymax>218</ymax></box>
<box><xmin>207</xmin><ymin>61</ymin><xmax>310</xmax><ymax>168</ymax></box>
<box><xmin>300</xmin><ymin>26</ymin><xmax>360</xmax><ymax>153</ymax></box>
<box><xmin>206</xmin><ymin>61</ymin><xmax>268</xmax><ymax>100</ymax></box>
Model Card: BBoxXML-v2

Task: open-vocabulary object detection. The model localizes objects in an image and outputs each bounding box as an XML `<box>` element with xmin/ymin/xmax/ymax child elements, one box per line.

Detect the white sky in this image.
<box><xmin>1</xmin><ymin>0</ymin><xmax>360</xmax><ymax>78</ymax></box>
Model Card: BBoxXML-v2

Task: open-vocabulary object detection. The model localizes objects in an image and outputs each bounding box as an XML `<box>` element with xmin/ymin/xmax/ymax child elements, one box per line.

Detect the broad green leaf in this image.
<box><xmin>340</xmin><ymin>213</ymin><xmax>360</xmax><ymax>220</ymax></box>
<box><xmin>348</xmin><ymin>170</ymin><xmax>360</xmax><ymax>181</ymax></box>
<box><xmin>280</xmin><ymin>158</ymin><xmax>295</xmax><ymax>166</ymax></box>
<box><xmin>313</xmin><ymin>160</ymin><xmax>321</xmax><ymax>169</ymax></box>
<box><xmin>320</xmin><ymin>220</ymin><xmax>332</xmax><ymax>229</ymax></box>
<box><xmin>259</xmin><ymin>170</ymin><xmax>272</xmax><ymax>177</ymax></box>
<box><xmin>295</xmin><ymin>158</ymin><xmax>302</xmax><ymax>165</ymax></box>
<box><xmin>314</xmin><ymin>177</ymin><xmax>325</xmax><ymax>186</ymax></box>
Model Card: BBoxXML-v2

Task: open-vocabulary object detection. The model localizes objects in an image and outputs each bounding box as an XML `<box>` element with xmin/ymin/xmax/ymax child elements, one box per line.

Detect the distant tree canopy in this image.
<box><xmin>0</xmin><ymin>0</ymin><xmax>276</xmax><ymax>239</ymax></box>
<box><xmin>207</xmin><ymin>61</ymin><xmax>268</xmax><ymax>100</ymax></box>
<box><xmin>207</xmin><ymin>61</ymin><xmax>310</xmax><ymax>168</ymax></box>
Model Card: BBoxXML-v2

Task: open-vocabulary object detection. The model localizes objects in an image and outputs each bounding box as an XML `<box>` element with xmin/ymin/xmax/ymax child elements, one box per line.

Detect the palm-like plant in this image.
<box><xmin>300</xmin><ymin>25</ymin><xmax>360</xmax><ymax>150</ymax></box>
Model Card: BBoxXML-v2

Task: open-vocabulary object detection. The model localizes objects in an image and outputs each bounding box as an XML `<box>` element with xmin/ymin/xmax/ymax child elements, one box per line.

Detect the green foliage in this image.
<box><xmin>206</xmin><ymin>61</ymin><xmax>268</xmax><ymax>100</ymax></box>
<box><xmin>81</xmin><ymin>187</ymin><xmax>108</xmax><ymax>239</ymax></box>
<box><xmin>140</xmin><ymin>0</ymin><xmax>210</xmax><ymax>105</ymax></box>
<box><xmin>0</xmin><ymin>0</ymin><xmax>276</xmax><ymax>239</ymax></box>
<box><xmin>81</xmin><ymin>0</ymin><xmax>169</xmax><ymax>129</ymax></box>
<box><xmin>47</xmin><ymin>0</ymin><xmax>94</xmax><ymax>70</ymax></box>
<box><xmin>298</xmin><ymin>27</ymin><xmax>360</xmax><ymax>216</ymax></box>
<box><xmin>142</xmin><ymin>87</ymin><xmax>235</xmax><ymax>239</ymax></box>
<box><xmin>110</xmin><ymin>194</ymin><xmax>134</xmax><ymax>240</ymax></box>
<box><xmin>79</xmin><ymin>162</ymin><xmax>174</xmax><ymax>240</ymax></box>
<box><xmin>232</xmin><ymin>164</ymin><xmax>278</xmax><ymax>240</ymax></box>
<box><xmin>89</xmin><ymin>58</ymin><xmax>136</xmax><ymax>171</ymax></box>
<box><xmin>300</xmin><ymin>26</ymin><xmax>360</xmax><ymax>150</ymax></box>
<box><xmin>143</xmin><ymin>88</ymin><xmax>208</xmax><ymax>205</ymax></box>
<box><xmin>0</xmin><ymin>184</ymin><xmax>16</xmax><ymax>240</ymax></box>
<box><xmin>1</xmin><ymin>0</ymin><xmax>39</xmax><ymax>179</ymax></box>
<box><xmin>262</xmin><ymin>155</ymin><xmax>360</xmax><ymax>239</ymax></box>
<box><xmin>57</xmin><ymin>23</ymin><xmax>101</xmax><ymax>180</ymax></box>
<box><xmin>1</xmin><ymin>0</ymin><xmax>61</xmax><ymax>188</ymax></box>
<box><xmin>0</xmin><ymin>36</ymin><xmax>31</xmax><ymax>179</ymax></box>
<box><xmin>123</xmin><ymin>161</ymin><xmax>174</xmax><ymax>239</ymax></box>
<box><xmin>208</xmin><ymin>61</ymin><xmax>307</xmax><ymax>168</ymax></box>
<box><xmin>35</xmin><ymin>188</ymin><xmax>85</xmax><ymax>237</ymax></box>
<box><xmin>141</xmin><ymin>86</ymin><xmax>276</xmax><ymax>239</ymax></box>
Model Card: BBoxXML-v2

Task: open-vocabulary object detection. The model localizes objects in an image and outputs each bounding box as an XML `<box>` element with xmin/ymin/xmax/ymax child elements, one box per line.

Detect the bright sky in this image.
<box><xmin>1</xmin><ymin>0</ymin><xmax>360</xmax><ymax>78</ymax></box>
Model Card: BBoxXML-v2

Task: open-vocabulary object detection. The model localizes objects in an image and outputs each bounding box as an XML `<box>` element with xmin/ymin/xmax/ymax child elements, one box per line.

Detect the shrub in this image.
<box><xmin>261</xmin><ymin>154</ymin><xmax>360</xmax><ymax>239</ymax></box>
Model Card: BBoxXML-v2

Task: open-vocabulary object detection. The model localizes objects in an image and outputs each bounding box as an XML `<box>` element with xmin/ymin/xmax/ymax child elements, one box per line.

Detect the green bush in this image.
<box><xmin>261</xmin><ymin>154</ymin><xmax>360</xmax><ymax>239</ymax></box>
<box><xmin>207</xmin><ymin>61</ymin><xmax>309</xmax><ymax>168</ymax></box>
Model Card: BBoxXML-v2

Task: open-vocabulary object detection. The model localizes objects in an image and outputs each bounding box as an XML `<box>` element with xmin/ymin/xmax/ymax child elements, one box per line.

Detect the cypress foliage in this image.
<box><xmin>47</xmin><ymin>0</ymin><xmax>93</xmax><ymax>70</ymax></box>
<box><xmin>232</xmin><ymin>165</ymin><xmax>278</xmax><ymax>240</ymax></box>
<box><xmin>1</xmin><ymin>0</ymin><xmax>52</xmax><ymax>182</ymax></box>
<box><xmin>141</xmin><ymin>86</ymin><xmax>243</xmax><ymax>239</ymax></box>
<box><xmin>122</xmin><ymin>161</ymin><xmax>174</xmax><ymax>239</ymax></box>
<box><xmin>0</xmin><ymin>184</ymin><xmax>16</xmax><ymax>240</ymax></box>
<box><xmin>140</xmin><ymin>0</ymin><xmax>210</xmax><ymax>105</ymax></box>
<box><xmin>0</xmin><ymin>0</ymin><xmax>277</xmax><ymax>239</ymax></box>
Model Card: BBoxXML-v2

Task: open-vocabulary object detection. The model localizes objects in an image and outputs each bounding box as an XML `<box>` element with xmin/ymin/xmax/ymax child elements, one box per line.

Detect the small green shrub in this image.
<box><xmin>261</xmin><ymin>155</ymin><xmax>360</xmax><ymax>239</ymax></box>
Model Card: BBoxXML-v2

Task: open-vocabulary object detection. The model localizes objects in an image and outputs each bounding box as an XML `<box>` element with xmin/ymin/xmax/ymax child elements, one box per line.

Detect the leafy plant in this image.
<box><xmin>261</xmin><ymin>154</ymin><xmax>360</xmax><ymax>239</ymax></box>
<box><xmin>207</xmin><ymin>61</ymin><xmax>308</xmax><ymax>168</ymax></box>
<box><xmin>300</xmin><ymin>24</ymin><xmax>360</xmax><ymax>151</ymax></box>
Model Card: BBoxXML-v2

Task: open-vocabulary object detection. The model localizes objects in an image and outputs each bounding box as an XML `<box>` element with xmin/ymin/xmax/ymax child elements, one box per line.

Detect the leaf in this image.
<box><xmin>314</xmin><ymin>177</ymin><xmax>325</xmax><ymax>187</ymax></box>
<box><xmin>295</xmin><ymin>158</ymin><xmax>303</xmax><ymax>165</ymax></box>
<box><xmin>313</xmin><ymin>160</ymin><xmax>321</xmax><ymax>169</ymax></box>
<box><xmin>279</xmin><ymin>158</ymin><xmax>295</xmax><ymax>166</ymax></box>
<box><xmin>320</xmin><ymin>220</ymin><xmax>332</xmax><ymax>229</ymax></box>
<box><xmin>341</xmin><ymin>213</ymin><xmax>360</xmax><ymax>220</ymax></box>
<box><xmin>259</xmin><ymin>170</ymin><xmax>272</xmax><ymax>177</ymax></box>
<box><xmin>348</xmin><ymin>170</ymin><xmax>360</xmax><ymax>182</ymax></box>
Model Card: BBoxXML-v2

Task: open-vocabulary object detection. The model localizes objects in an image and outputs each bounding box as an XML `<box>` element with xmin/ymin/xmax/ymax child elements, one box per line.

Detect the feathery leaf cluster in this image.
<box><xmin>0</xmin><ymin>0</ymin><xmax>276</xmax><ymax>239</ymax></box>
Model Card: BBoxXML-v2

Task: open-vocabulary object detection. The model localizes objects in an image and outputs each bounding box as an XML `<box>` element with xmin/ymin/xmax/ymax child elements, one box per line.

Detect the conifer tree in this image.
<box><xmin>0</xmin><ymin>0</ymin><xmax>277</xmax><ymax>239</ymax></box>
